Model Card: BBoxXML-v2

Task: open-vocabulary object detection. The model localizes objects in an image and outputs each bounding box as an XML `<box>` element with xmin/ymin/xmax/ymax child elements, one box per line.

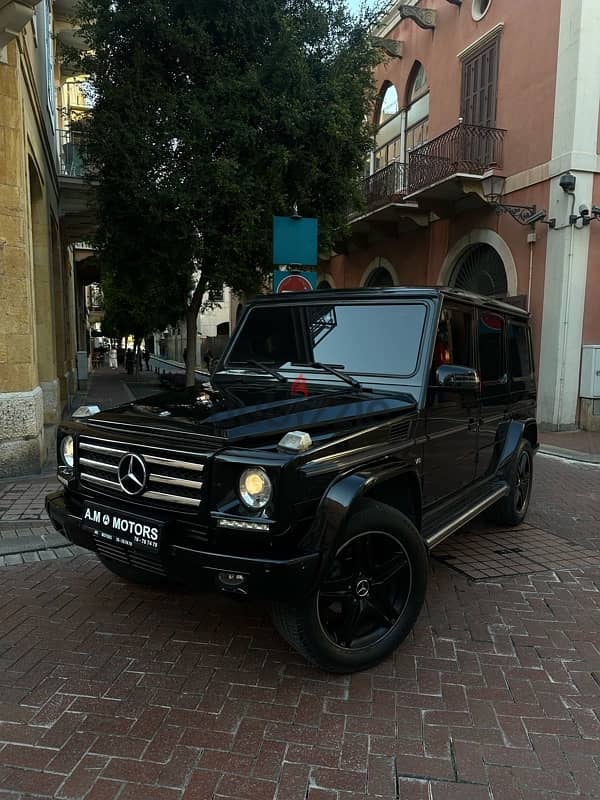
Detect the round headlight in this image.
<box><xmin>60</xmin><ymin>435</ymin><xmax>74</xmax><ymax>468</ymax></box>
<box><xmin>239</xmin><ymin>468</ymin><xmax>272</xmax><ymax>510</ymax></box>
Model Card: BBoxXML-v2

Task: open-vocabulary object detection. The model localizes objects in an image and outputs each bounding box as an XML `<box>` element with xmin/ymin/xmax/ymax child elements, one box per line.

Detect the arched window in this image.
<box><xmin>405</xmin><ymin>62</ymin><xmax>429</xmax><ymax>153</ymax></box>
<box><xmin>450</xmin><ymin>244</ymin><xmax>508</xmax><ymax>297</ymax></box>
<box><xmin>365</xmin><ymin>267</ymin><xmax>394</xmax><ymax>288</ymax></box>
<box><xmin>379</xmin><ymin>84</ymin><xmax>399</xmax><ymax>125</ymax></box>
<box><xmin>374</xmin><ymin>82</ymin><xmax>402</xmax><ymax>172</ymax></box>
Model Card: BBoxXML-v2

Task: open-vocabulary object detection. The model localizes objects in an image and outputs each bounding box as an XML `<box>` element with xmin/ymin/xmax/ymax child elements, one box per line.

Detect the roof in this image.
<box><xmin>250</xmin><ymin>286</ymin><xmax>530</xmax><ymax>317</ymax></box>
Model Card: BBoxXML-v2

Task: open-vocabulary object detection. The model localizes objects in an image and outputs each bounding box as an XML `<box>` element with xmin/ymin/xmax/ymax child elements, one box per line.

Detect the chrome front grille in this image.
<box><xmin>77</xmin><ymin>437</ymin><xmax>207</xmax><ymax>508</ymax></box>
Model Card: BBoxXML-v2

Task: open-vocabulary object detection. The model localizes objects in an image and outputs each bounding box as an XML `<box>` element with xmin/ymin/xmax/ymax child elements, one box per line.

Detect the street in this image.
<box><xmin>0</xmin><ymin>453</ymin><xmax>599</xmax><ymax>799</ymax></box>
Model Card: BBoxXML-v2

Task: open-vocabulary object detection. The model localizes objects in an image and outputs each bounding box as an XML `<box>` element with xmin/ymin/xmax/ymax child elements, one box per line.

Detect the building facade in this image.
<box><xmin>322</xmin><ymin>0</ymin><xmax>600</xmax><ymax>431</ymax></box>
<box><xmin>0</xmin><ymin>0</ymin><xmax>94</xmax><ymax>476</ymax></box>
<box><xmin>158</xmin><ymin>286</ymin><xmax>243</xmax><ymax>365</ymax></box>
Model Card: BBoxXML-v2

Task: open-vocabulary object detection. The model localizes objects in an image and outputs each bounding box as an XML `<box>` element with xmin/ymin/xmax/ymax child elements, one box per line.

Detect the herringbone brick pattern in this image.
<box><xmin>1</xmin><ymin>553</ymin><xmax>599</xmax><ymax>798</ymax></box>
<box><xmin>0</xmin><ymin>456</ymin><xmax>598</xmax><ymax>798</ymax></box>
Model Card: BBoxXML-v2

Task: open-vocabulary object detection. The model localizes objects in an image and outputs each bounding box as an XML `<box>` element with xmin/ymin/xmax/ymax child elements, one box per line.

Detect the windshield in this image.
<box><xmin>224</xmin><ymin>302</ymin><xmax>428</xmax><ymax>378</ymax></box>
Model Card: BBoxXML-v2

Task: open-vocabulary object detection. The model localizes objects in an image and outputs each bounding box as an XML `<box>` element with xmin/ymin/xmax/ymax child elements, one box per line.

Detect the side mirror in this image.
<box><xmin>436</xmin><ymin>364</ymin><xmax>480</xmax><ymax>388</ymax></box>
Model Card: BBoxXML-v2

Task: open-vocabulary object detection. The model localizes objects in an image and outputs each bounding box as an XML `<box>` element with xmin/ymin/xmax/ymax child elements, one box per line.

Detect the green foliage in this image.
<box><xmin>76</xmin><ymin>0</ymin><xmax>380</xmax><ymax>377</ymax></box>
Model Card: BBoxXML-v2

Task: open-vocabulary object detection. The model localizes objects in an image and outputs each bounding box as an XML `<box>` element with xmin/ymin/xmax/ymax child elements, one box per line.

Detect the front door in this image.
<box><xmin>422</xmin><ymin>304</ymin><xmax>479</xmax><ymax>507</ymax></box>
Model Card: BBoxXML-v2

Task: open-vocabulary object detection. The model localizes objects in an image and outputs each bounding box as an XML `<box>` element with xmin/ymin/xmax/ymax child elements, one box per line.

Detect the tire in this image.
<box><xmin>486</xmin><ymin>439</ymin><xmax>533</xmax><ymax>526</ymax></box>
<box><xmin>272</xmin><ymin>499</ymin><xmax>428</xmax><ymax>673</ymax></box>
<box><xmin>97</xmin><ymin>554</ymin><xmax>167</xmax><ymax>586</ymax></box>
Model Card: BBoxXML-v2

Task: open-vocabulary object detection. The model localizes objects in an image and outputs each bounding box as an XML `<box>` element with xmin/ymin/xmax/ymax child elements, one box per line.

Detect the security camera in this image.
<box><xmin>525</xmin><ymin>210</ymin><xmax>547</xmax><ymax>225</ymax></box>
<box><xmin>559</xmin><ymin>172</ymin><xmax>576</xmax><ymax>193</ymax></box>
<box><xmin>579</xmin><ymin>204</ymin><xmax>590</xmax><ymax>216</ymax></box>
<box><xmin>592</xmin><ymin>206</ymin><xmax>600</xmax><ymax>217</ymax></box>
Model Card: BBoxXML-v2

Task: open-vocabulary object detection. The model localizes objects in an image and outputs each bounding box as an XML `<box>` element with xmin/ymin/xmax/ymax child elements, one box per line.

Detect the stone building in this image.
<box><xmin>321</xmin><ymin>0</ymin><xmax>600</xmax><ymax>431</ymax></box>
<box><xmin>0</xmin><ymin>0</ymin><xmax>93</xmax><ymax>476</ymax></box>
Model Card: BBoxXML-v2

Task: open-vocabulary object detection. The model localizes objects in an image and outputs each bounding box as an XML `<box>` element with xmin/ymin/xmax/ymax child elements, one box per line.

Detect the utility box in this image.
<box><xmin>76</xmin><ymin>350</ymin><xmax>89</xmax><ymax>388</ymax></box>
<box><xmin>580</xmin><ymin>345</ymin><xmax>600</xmax><ymax>398</ymax></box>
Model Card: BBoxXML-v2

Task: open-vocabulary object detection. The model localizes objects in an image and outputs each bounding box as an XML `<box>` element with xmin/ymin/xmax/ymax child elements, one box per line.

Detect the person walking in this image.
<box><xmin>143</xmin><ymin>349</ymin><xmax>151</xmax><ymax>371</ymax></box>
<box><xmin>108</xmin><ymin>346</ymin><xmax>118</xmax><ymax>370</ymax></box>
<box><xmin>204</xmin><ymin>349</ymin><xmax>213</xmax><ymax>372</ymax></box>
<box><xmin>125</xmin><ymin>348</ymin><xmax>134</xmax><ymax>375</ymax></box>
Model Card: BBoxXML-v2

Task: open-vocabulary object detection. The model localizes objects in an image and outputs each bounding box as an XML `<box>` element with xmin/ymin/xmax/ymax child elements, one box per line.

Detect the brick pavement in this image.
<box><xmin>0</xmin><ymin>454</ymin><xmax>598</xmax><ymax>798</ymax></box>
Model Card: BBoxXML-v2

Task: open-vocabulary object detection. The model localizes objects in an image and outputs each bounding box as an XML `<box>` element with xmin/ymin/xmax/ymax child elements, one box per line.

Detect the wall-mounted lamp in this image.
<box><xmin>481</xmin><ymin>173</ymin><xmax>555</xmax><ymax>228</ymax></box>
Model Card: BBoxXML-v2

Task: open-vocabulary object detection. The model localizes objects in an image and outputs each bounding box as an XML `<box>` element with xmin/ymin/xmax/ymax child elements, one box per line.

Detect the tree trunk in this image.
<box><xmin>184</xmin><ymin>280</ymin><xmax>206</xmax><ymax>387</ymax></box>
<box><xmin>133</xmin><ymin>336</ymin><xmax>140</xmax><ymax>375</ymax></box>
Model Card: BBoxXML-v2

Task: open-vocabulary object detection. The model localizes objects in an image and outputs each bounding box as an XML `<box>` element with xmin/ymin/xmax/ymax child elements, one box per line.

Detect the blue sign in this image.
<box><xmin>273</xmin><ymin>270</ymin><xmax>317</xmax><ymax>293</ymax></box>
<box><xmin>273</xmin><ymin>216</ymin><xmax>318</xmax><ymax>266</ymax></box>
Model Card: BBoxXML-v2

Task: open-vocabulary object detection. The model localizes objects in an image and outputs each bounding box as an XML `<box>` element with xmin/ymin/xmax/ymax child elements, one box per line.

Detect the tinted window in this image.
<box><xmin>432</xmin><ymin>307</ymin><xmax>473</xmax><ymax>371</ymax></box>
<box><xmin>309</xmin><ymin>304</ymin><xmax>426</xmax><ymax>375</ymax></box>
<box><xmin>508</xmin><ymin>322</ymin><xmax>532</xmax><ymax>378</ymax></box>
<box><xmin>478</xmin><ymin>312</ymin><xmax>505</xmax><ymax>382</ymax></box>
<box><xmin>226</xmin><ymin>303</ymin><xmax>427</xmax><ymax>377</ymax></box>
<box><xmin>227</xmin><ymin>306</ymin><xmax>303</xmax><ymax>366</ymax></box>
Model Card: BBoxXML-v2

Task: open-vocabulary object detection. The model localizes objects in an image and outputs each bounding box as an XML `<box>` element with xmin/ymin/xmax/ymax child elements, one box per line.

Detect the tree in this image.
<box><xmin>77</xmin><ymin>0</ymin><xmax>380</xmax><ymax>385</ymax></box>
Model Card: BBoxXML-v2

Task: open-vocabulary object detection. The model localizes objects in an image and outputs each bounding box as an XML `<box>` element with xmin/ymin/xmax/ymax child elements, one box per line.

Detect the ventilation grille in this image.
<box><xmin>389</xmin><ymin>420</ymin><xmax>411</xmax><ymax>443</ymax></box>
<box><xmin>95</xmin><ymin>538</ymin><xmax>167</xmax><ymax>576</ymax></box>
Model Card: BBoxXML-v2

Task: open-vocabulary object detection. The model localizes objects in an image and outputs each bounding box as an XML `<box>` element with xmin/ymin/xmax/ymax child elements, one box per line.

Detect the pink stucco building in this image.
<box><xmin>320</xmin><ymin>0</ymin><xmax>600</xmax><ymax>431</ymax></box>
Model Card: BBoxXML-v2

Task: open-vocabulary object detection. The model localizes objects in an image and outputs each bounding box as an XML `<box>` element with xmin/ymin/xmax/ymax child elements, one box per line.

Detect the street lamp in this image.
<box><xmin>481</xmin><ymin>172</ymin><xmax>555</xmax><ymax>227</ymax></box>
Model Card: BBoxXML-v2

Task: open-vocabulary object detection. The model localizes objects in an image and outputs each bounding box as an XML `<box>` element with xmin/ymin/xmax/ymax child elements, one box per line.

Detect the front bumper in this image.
<box><xmin>45</xmin><ymin>490</ymin><xmax>320</xmax><ymax>601</ymax></box>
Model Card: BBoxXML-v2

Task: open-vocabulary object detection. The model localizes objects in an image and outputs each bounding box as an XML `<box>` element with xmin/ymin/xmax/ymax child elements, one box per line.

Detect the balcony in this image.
<box><xmin>58</xmin><ymin>128</ymin><xmax>85</xmax><ymax>177</ymax></box>
<box><xmin>406</xmin><ymin>123</ymin><xmax>505</xmax><ymax>208</ymax></box>
<box><xmin>58</xmin><ymin>128</ymin><xmax>96</xmax><ymax>242</ymax></box>
<box><xmin>348</xmin><ymin>160</ymin><xmax>428</xmax><ymax>242</ymax></box>
<box><xmin>360</xmin><ymin>161</ymin><xmax>407</xmax><ymax>209</ymax></box>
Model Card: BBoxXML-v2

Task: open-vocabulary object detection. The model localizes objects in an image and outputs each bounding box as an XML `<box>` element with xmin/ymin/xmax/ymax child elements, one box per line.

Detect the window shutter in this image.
<box><xmin>461</xmin><ymin>37</ymin><xmax>498</xmax><ymax>127</ymax></box>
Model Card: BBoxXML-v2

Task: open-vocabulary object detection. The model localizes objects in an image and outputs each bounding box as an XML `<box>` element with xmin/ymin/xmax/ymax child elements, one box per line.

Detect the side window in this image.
<box><xmin>508</xmin><ymin>322</ymin><xmax>532</xmax><ymax>379</ymax></box>
<box><xmin>432</xmin><ymin>307</ymin><xmax>474</xmax><ymax>371</ymax></box>
<box><xmin>478</xmin><ymin>312</ymin><xmax>505</xmax><ymax>382</ymax></box>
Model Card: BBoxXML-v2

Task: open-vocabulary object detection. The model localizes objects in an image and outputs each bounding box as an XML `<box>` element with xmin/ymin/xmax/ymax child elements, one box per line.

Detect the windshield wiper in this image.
<box><xmin>235</xmin><ymin>359</ymin><xmax>287</xmax><ymax>383</ymax></box>
<box><xmin>293</xmin><ymin>361</ymin><xmax>363</xmax><ymax>391</ymax></box>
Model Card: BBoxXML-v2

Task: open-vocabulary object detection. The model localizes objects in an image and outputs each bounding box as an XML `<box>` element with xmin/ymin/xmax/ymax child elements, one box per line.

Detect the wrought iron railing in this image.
<box><xmin>57</xmin><ymin>128</ymin><xmax>85</xmax><ymax>177</ymax></box>
<box><xmin>358</xmin><ymin>160</ymin><xmax>407</xmax><ymax>210</ymax></box>
<box><xmin>407</xmin><ymin>123</ymin><xmax>505</xmax><ymax>194</ymax></box>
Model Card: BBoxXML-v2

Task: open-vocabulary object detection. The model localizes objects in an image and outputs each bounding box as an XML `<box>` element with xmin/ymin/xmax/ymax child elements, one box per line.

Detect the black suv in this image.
<box><xmin>46</xmin><ymin>287</ymin><xmax>537</xmax><ymax>673</ymax></box>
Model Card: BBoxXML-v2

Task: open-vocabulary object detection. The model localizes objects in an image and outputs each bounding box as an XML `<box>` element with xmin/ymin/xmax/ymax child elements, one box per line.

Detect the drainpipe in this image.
<box><xmin>527</xmin><ymin>237</ymin><xmax>534</xmax><ymax>313</ymax></box>
<box><xmin>556</xmin><ymin>190</ymin><xmax>577</xmax><ymax>429</ymax></box>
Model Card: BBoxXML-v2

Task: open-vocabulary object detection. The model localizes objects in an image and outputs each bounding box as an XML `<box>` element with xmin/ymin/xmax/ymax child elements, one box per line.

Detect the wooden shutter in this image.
<box><xmin>461</xmin><ymin>37</ymin><xmax>499</xmax><ymax>127</ymax></box>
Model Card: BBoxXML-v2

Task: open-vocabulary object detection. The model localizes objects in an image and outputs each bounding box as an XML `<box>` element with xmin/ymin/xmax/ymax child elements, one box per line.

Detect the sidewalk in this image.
<box><xmin>538</xmin><ymin>429</ymin><xmax>600</xmax><ymax>464</ymax></box>
<box><xmin>0</xmin><ymin>365</ymin><xmax>172</xmax><ymax>565</ymax></box>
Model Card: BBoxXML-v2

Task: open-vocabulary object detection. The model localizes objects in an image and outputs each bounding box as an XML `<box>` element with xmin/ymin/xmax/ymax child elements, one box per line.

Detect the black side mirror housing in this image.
<box><xmin>436</xmin><ymin>364</ymin><xmax>480</xmax><ymax>388</ymax></box>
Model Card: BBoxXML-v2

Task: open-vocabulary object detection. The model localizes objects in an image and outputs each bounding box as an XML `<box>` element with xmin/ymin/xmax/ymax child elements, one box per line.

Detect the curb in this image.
<box><xmin>538</xmin><ymin>445</ymin><xmax>600</xmax><ymax>465</ymax></box>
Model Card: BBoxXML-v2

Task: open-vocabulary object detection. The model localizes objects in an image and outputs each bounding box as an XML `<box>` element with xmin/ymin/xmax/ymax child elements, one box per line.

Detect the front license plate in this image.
<box><xmin>82</xmin><ymin>503</ymin><xmax>164</xmax><ymax>552</ymax></box>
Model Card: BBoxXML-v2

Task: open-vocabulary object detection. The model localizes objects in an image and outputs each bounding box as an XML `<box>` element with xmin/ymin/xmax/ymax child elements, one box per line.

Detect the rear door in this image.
<box><xmin>475</xmin><ymin>310</ymin><xmax>510</xmax><ymax>480</ymax></box>
<box><xmin>507</xmin><ymin>319</ymin><xmax>536</xmax><ymax>419</ymax></box>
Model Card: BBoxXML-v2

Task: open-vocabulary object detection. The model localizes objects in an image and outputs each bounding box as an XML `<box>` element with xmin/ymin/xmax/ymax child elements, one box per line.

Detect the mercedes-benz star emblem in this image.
<box><xmin>117</xmin><ymin>453</ymin><xmax>148</xmax><ymax>496</ymax></box>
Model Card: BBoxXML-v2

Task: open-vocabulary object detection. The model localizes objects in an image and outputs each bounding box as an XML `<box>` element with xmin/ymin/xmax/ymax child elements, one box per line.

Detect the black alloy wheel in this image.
<box><xmin>486</xmin><ymin>438</ymin><xmax>534</xmax><ymax>526</ymax></box>
<box><xmin>514</xmin><ymin>448</ymin><xmax>532</xmax><ymax>514</ymax></box>
<box><xmin>272</xmin><ymin>500</ymin><xmax>428</xmax><ymax>673</ymax></box>
<box><xmin>316</xmin><ymin>530</ymin><xmax>412</xmax><ymax>650</ymax></box>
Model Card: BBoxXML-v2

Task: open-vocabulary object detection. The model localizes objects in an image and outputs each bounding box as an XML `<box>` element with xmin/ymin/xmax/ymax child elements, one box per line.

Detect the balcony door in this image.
<box><xmin>461</xmin><ymin>38</ymin><xmax>499</xmax><ymax>128</ymax></box>
<box><xmin>460</xmin><ymin>38</ymin><xmax>499</xmax><ymax>168</ymax></box>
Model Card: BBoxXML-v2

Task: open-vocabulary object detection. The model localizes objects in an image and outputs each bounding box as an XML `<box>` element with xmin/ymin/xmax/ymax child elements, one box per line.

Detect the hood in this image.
<box><xmin>85</xmin><ymin>381</ymin><xmax>416</xmax><ymax>446</ymax></box>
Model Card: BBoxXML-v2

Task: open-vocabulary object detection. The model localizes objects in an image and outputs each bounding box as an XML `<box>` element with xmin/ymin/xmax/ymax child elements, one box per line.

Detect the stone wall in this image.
<box><xmin>0</xmin><ymin>386</ymin><xmax>44</xmax><ymax>477</ymax></box>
